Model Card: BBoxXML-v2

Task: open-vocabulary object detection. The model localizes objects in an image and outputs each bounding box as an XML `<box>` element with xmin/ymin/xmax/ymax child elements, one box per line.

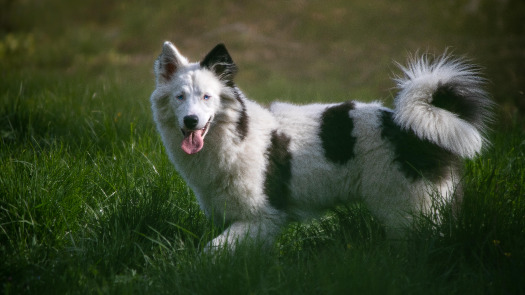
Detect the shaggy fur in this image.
<box><xmin>150</xmin><ymin>42</ymin><xmax>493</xmax><ymax>252</ymax></box>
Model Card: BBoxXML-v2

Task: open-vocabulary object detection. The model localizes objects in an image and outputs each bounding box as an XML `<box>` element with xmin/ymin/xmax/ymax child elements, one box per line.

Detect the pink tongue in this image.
<box><xmin>181</xmin><ymin>130</ymin><xmax>204</xmax><ymax>155</ymax></box>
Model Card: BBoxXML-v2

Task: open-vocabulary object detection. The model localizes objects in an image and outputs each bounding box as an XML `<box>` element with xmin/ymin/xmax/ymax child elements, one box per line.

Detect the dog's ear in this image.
<box><xmin>155</xmin><ymin>41</ymin><xmax>188</xmax><ymax>83</ymax></box>
<box><xmin>200</xmin><ymin>44</ymin><xmax>238</xmax><ymax>83</ymax></box>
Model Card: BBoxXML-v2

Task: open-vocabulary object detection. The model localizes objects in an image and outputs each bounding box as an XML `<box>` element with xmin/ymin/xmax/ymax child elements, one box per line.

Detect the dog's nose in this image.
<box><xmin>183</xmin><ymin>115</ymin><xmax>199</xmax><ymax>129</ymax></box>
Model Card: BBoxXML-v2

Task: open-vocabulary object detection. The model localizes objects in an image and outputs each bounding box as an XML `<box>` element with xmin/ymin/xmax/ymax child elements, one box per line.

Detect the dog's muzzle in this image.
<box><xmin>180</xmin><ymin>118</ymin><xmax>211</xmax><ymax>155</ymax></box>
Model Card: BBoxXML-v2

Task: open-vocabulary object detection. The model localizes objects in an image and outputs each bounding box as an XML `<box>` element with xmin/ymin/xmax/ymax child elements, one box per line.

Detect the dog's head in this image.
<box><xmin>151</xmin><ymin>42</ymin><xmax>238</xmax><ymax>155</ymax></box>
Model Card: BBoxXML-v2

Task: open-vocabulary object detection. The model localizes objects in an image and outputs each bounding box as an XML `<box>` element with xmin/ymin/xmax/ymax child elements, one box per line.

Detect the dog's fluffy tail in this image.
<box><xmin>393</xmin><ymin>53</ymin><xmax>494</xmax><ymax>158</ymax></box>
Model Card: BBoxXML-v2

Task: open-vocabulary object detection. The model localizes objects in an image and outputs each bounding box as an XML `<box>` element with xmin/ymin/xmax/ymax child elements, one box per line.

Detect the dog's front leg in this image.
<box><xmin>204</xmin><ymin>216</ymin><xmax>283</xmax><ymax>253</ymax></box>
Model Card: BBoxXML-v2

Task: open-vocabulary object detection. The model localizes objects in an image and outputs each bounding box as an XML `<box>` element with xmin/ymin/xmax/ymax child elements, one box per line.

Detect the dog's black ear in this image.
<box><xmin>201</xmin><ymin>44</ymin><xmax>238</xmax><ymax>82</ymax></box>
<box><xmin>155</xmin><ymin>41</ymin><xmax>188</xmax><ymax>83</ymax></box>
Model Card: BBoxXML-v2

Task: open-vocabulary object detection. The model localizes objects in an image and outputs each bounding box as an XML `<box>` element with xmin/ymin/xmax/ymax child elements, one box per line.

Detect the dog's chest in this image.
<box><xmin>176</xmin><ymin>140</ymin><xmax>269</xmax><ymax>221</ymax></box>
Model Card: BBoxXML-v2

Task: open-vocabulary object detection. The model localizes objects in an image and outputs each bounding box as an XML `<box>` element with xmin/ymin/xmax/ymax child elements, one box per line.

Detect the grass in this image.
<box><xmin>1</xmin><ymin>0</ymin><xmax>524</xmax><ymax>293</ymax></box>
<box><xmin>1</xmin><ymin>59</ymin><xmax>525</xmax><ymax>295</ymax></box>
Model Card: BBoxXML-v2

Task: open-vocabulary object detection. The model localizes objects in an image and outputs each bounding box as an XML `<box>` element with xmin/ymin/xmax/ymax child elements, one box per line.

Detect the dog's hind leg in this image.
<box><xmin>361</xmin><ymin>193</ymin><xmax>415</xmax><ymax>241</ymax></box>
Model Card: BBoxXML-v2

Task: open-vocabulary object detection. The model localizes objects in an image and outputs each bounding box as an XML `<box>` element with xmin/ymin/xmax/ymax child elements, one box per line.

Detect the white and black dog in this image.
<box><xmin>150</xmin><ymin>42</ymin><xmax>492</xmax><ymax>251</ymax></box>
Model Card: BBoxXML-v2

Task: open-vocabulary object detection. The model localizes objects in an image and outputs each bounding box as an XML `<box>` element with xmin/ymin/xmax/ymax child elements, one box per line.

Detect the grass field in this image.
<box><xmin>1</xmin><ymin>0</ymin><xmax>525</xmax><ymax>294</ymax></box>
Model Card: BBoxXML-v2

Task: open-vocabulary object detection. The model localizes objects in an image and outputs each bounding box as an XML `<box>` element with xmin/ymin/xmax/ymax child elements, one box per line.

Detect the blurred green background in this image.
<box><xmin>1</xmin><ymin>0</ymin><xmax>524</xmax><ymax>120</ymax></box>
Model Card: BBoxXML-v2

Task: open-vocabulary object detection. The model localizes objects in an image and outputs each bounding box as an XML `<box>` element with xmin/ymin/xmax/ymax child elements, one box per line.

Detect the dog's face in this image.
<box><xmin>152</xmin><ymin>42</ymin><xmax>238</xmax><ymax>155</ymax></box>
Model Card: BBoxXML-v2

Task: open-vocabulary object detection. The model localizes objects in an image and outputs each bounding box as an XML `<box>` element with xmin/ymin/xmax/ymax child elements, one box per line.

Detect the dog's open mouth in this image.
<box><xmin>180</xmin><ymin>119</ymin><xmax>211</xmax><ymax>155</ymax></box>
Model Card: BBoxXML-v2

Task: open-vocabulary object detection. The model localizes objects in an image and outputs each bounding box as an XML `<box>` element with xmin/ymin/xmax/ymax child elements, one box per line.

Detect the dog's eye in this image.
<box><xmin>203</xmin><ymin>95</ymin><xmax>211</xmax><ymax>100</ymax></box>
<box><xmin>177</xmin><ymin>94</ymin><xmax>184</xmax><ymax>100</ymax></box>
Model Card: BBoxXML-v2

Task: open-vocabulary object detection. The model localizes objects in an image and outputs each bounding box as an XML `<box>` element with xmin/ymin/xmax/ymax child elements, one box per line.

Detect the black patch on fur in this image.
<box><xmin>431</xmin><ymin>82</ymin><xmax>482</xmax><ymax>126</ymax></box>
<box><xmin>221</xmin><ymin>82</ymin><xmax>249</xmax><ymax>141</ymax></box>
<box><xmin>200</xmin><ymin>44</ymin><xmax>238</xmax><ymax>82</ymax></box>
<box><xmin>379</xmin><ymin>110</ymin><xmax>458</xmax><ymax>182</ymax></box>
<box><xmin>319</xmin><ymin>101</ymin><xmax>357</xmax><ymax>165</ymax></box>
<box><xmin>232</xmin><ymin>88</ymin><xmax>249</xmax><ymax>141</ymax></box>
<box><xmin>264</xmin><ymin>131</ymin><xmax>293</xmax><ymax>211</ymax></box>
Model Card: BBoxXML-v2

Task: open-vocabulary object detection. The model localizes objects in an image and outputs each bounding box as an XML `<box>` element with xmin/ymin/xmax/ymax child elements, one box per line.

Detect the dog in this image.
<box><xmin>150</xmin><ymin>42</ymin><xmax>492</xmax><ymax>252</ymax></box>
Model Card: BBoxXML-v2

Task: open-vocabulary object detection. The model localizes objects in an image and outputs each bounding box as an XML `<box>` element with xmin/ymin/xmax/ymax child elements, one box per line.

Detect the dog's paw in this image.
<box><xmin>202</xmin><ymin>241</ymin><xmax>217</xmax><ymax>254</ymax></box>
<box><xmin>203</xmin><ymin>236</ymin><xmax>230</xmax><ymax>254</ymax></box>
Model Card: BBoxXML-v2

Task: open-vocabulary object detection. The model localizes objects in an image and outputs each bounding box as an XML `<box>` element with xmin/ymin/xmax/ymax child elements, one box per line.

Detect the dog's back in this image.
<box><xmin>269</xmin><ymin>54</ymin><xmax>492</xmax><ymax>230</ymax></box>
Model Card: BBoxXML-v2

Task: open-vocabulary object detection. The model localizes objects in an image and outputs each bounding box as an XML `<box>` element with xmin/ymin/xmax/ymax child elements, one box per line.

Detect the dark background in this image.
<box><xmin>1</xmin><ymin>0</ymin><xmax>524</xmax><ymax>123</ymax></box>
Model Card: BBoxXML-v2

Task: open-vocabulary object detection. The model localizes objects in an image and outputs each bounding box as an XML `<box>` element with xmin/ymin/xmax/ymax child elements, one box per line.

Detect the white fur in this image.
<box><xmin>150</xmin><ymin>43</ymin><xmax>492</xmax><ymax>252</ymax></box>
<box><xmin>393</xmin><ymin>53</ymin><xmax>491</xmax><ymax>158</ymax></box>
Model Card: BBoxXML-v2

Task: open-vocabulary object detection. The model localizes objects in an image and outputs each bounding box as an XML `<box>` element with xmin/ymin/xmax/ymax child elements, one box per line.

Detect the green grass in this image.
<box><xmin>1</xmin><ymin>62</ymin><xmax>524</xmax><ymax>295</ymax></box>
